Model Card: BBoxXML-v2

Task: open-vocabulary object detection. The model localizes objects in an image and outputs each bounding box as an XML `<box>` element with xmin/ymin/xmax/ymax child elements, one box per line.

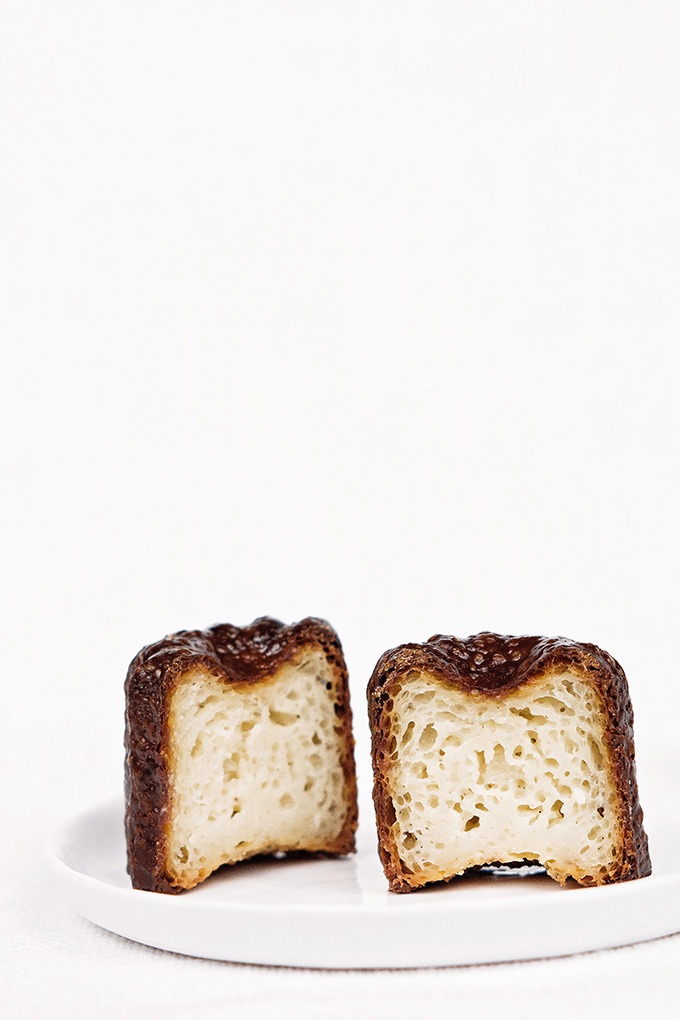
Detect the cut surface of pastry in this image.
<box><xmin>368</xmin><ymin>633</ymin><xmax>650</xmax><ymax>892</ymax></box>
<box><xmin>125</xmin><ymin>617</ymin><xmax>357</xmax><ymax>892</ymax></box>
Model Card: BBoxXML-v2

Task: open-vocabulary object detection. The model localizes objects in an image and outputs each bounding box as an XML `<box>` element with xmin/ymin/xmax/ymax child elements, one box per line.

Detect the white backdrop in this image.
<box><xmin>1</xmin><ymin>2</ymin><xmax>679</xmax><ymax>1017</ymax></box>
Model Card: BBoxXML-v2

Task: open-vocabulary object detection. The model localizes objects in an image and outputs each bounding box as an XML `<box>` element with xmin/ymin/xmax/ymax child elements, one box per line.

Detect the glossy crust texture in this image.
<box><xmin>125</xmin><ymin>616</ymin><xmax>358</xmax><ymax>893</ymax></box>
<box><xmin>367</xmin><ymin>632</ymin><xmax>651</xmax><ymax>892</ymax></box>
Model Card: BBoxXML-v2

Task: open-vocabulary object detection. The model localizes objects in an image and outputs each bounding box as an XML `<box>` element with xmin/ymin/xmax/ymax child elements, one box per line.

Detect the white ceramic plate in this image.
<box><xmin>51</xmin><ymin>796</ymin><xmax>680</xmax><ymax>968</ymax></box>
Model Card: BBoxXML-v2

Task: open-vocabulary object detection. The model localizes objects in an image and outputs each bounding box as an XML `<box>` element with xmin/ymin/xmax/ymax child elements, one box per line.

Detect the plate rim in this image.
<box><xmin>50</xmin><ymin>798</ymin><xmax>680</xmax><ymax>966</ymax></box>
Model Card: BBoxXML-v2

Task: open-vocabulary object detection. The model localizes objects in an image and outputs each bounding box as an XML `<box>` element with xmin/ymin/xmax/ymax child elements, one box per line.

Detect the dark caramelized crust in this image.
<box><xmin>125</xmin><ymin>617</ymin><xmax>358</xmax><ymax>893</ymax></box>
<box><xmin>368</xmin><ymin>632</ymin><xmax>651</xmax><ymax>891</ymax></box>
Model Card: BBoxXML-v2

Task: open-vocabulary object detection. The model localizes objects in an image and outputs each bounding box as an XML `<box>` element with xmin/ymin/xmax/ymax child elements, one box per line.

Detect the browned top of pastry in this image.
<box><xmin>369</xmin><ymin>631</ymin><xmax>628</xmax><ymax>701</ymax></box>
<box><xmin>128</xmin><ymin>615</ymin><xmax>347</xmax><ymax>689</ymax></box>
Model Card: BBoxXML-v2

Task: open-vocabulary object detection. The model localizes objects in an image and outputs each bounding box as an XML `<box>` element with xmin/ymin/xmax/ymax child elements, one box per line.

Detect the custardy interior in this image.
<box><xmin>383</xmin><ymin>669</ymin><xmax>623</xmax><ymax>886</ymax></box>
<box><xmin>166</xmin><ymin>652</ymin><xmax>348</xmax><ymax>887</ymax></box>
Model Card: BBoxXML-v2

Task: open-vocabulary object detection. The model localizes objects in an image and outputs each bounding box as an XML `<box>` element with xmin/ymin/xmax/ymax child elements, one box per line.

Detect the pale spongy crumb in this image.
<box><xmin>384</xmin><ymin>669</ymin><xmax>623</xmax><ymax>886</ymax></box>
<box><xmin>167</xmin><ymin>652</ymin><xmax>347</xmax><ymax>887</ymax></box>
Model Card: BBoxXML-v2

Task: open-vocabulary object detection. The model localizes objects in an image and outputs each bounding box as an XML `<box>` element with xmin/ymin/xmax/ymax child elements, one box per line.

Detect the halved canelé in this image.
<box><xmin>125</xmin><ymin>617</ymin><xmax>357</xmax><ymax>892</ymax></box>
<box><xmin>368</xmin><ymin>633</ymin><xmax>650</xmax><ymax>892</ymax></box>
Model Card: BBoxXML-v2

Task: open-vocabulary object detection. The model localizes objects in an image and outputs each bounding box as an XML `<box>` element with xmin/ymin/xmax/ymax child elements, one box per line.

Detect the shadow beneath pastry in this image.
<box><xmin>398</xmin><ymin>861</ymin><xmax>580</xmax><ymax>897</ymax></box>
<box><xmin>186</xmin><ymin>845</ymin><xmax>365</xmax><ymax>905</ymax></box>
<box><xmin>198</xmin><ymin>846</ymin><xmax>361</xmax><ymax>879</ymax></box>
